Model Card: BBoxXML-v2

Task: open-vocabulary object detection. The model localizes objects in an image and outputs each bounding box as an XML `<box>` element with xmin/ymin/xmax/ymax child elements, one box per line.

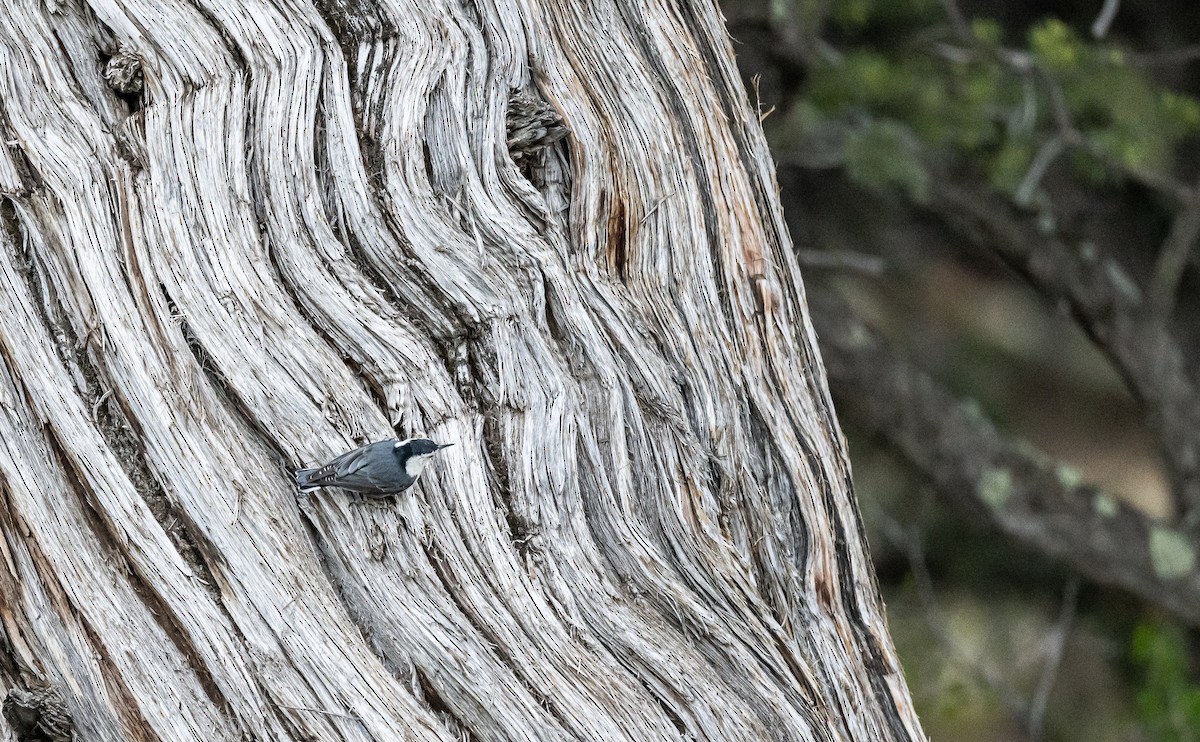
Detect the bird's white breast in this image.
<box><xmin>405</xmin><ymin>453</ymin><xmax>435</xmax><ymax>479</ymax></box>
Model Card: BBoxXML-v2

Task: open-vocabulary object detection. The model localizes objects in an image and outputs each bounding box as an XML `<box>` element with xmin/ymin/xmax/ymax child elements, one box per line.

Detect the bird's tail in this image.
<box><xmin>295</xmin><ymin>468</ymin><xmax>321</xmax><ymax>492</ymax></box>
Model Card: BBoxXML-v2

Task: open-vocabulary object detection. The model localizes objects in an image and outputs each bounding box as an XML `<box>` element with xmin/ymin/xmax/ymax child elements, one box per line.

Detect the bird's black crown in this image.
<box><xmin>398</xmin><ymin>438</ymin><xmax>452</xmax><ymax>456</ymax></box>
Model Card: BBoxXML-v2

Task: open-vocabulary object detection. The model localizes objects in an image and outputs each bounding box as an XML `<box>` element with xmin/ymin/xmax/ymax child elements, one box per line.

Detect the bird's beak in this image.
<box><xmin>437</xmin><ymin>443</ymin><xmax>454</xmax><ymax>450</ymax></box>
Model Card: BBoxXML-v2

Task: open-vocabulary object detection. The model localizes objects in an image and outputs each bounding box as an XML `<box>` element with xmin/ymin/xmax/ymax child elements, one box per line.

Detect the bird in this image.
<box><xmin>295</xmin><ymin>438</ymin><xmax>453</xmax><ymax>496</ymax></box>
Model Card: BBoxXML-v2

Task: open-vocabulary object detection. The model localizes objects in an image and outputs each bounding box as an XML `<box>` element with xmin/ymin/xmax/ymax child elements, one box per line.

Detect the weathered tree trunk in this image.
<box><xmin>0</xmin><ymin>0</ymin><xmax>923</xmax><ymax>739</ymax></box>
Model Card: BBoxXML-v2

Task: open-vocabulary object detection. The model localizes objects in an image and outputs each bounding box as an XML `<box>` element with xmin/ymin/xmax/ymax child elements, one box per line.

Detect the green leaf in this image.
<box><xmin>971</xmin><ymin>18</ymin><xmax>1003</xmax><ymax>46</ymax></box>
<box><xmin>830</xmin><ymin>0</ymin><xmax>873</xmax><ymax>28</ymax></box>
<box><xmin>842</xmin><ymin>119</ymin><xmax>930</xmax><ymax>201</ymax></box>
<box><xmin>1160</xmin><ymin>91</ymin><xmax>1200</xmax><ymax>133</ymax></box>
<box><xmin>1131</xmin><ymin>620</ymin><xmax>1200</xmax><ymax>740</ymax></box>
<box><xmin>1029</xmin><ymin>19</ymin><xmax>1083</xmax><ymax>71</ymax></box>
<box><xmin>987</xmin><ymin>138</ymin><xmax>1034</xmax><ymax>195</ymax></box>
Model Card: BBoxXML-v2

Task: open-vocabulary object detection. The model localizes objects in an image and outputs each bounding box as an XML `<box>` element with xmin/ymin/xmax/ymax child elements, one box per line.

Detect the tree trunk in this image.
<box><xmin>0</xmin><ymin>0</ymin><xmax>923</xmax><ymax>739</ymax></box>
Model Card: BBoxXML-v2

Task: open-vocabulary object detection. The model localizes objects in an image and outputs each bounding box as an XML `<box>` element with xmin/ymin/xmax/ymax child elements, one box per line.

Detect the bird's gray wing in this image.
<box><xmin>318</xmin><ymin>441</ymin><xmax>403</xmax><ymax>494</ymax></box>
<box><xmin>304</xmin><ymin>443</ymin><xmax>373</xmax><ymax>484</ymax></box>
<box><xmin>334</xmin><ymin>444</ymin><xmax>375</xmax><ymax>475</ymax></box>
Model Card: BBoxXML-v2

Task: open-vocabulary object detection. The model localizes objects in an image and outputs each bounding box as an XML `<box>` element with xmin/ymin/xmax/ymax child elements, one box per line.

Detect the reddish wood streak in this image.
<box><xmin>608</xmin><ymin>194</ymin><xmax>628</xmax><ymax>282</ymax></box>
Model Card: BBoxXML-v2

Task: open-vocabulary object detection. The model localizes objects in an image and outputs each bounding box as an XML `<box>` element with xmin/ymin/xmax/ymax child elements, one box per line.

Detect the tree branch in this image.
<box><xmin>1148</xmin><ymin>187</ymin><xmax>1200</xmax><ymax>321</ymax></box>
<box><xmin>937</xmin><ymin>0</ymin><xmax>971</xmax><ymax>41</ymax></box>
<box><xmin>1037</xmin><ymin>66</ymin><xmax>1193</xmax><ymax>205</ymax></box>
<box><xmin>1128</xmin><ymin>44</ymin><xmax>1200</xmax><ymax>67</ymax></box>
<box><xmin>1090</xmin><ymin>0</ymin><xmax>1120</xmax><ymax>40</ymax></box>
<box><xmin>810</xmin><ymin>287</ymin><xmax>1200</xmax><ymax>625</ymax></box>
<box><xmin>877</xmin><ymin>512</ymin><xmax>1031</xmax><ymax>720</ymax></box>
<box><xmin>925</xmin><ymin>181</ymin><xmax>1200</xmax><ymax>525</ymax></box>
<box><xmin>1027</xmin><ymin>578</ymin><xmax>1079</xmax><ymax>741</ymax></box>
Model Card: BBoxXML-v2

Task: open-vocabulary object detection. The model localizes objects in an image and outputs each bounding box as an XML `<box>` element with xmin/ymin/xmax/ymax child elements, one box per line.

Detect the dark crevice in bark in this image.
<box><xmin>607</xmin><ymin>193</ymin><xmax>629</xmax><ymax>283</ymax></box>
<box><xmin>745</xmin><ymin>399</ymin><xmax>808</xmax><ymax>581</ymax></box>
<box><xmin>541</xmin><ymin>272</ymin><xmax>568</xmax><ymax>344</ymax></box>
<box><xmin>177</xmin><ymin>3</ymin><xmax>248</xmax><ymax>73</ymax></box>
<box><xmin>505</xmin><ymin>88</ymin><xmax>571</xmax><ymax>193</ymax></box>
<box><xmin>308</xmin><ymin>0</ymin><xmax>393</xmax><ymax>52</ymax></box>
<box><xmin>419</xmin><ymin>534</ymin><xmax>578</xmax><ymax>739</ymax></box>
<box><xmin>258</xmin><ymin>229</ymin><xmax>399</xmax><ymax>436</ymax></box>
<box><xmin>609</xmin><ymin>0</ymin><xmax>730</xmax><ymax>312</ymax></box>
<box><xmin>641</xmin><ymin>685</ymin><xmax>690</xmax><ymax>738</ymax></box>
<box><xmin>294</xmin><ymin>44</ymin><xmax>474</xmax><ymax>344</ymax></box>
<box><xmin>0</xmin><ymin>203</ymin><xmax>220</xmax><ymax>599</ymax></box>
<box><xmin>0</xmin><ymin>107</ymin><xmax>41</xmax><ymax>196</ymax></box>
<box><xmin>0</xmin><ymin>619</ymin><xmax>27</xmax><ymax>693</ymax></box>
<box><xmin>310</xmin><ymin>91</ymin><xmax>349</xmax><ymax>267</ymax></box>
<box><xmin>37</xmin><ymin>426</ymin><xmax>237</xmax><ymax>730</ymax></box>
<box><xmin>420</xmin><ymin>141</ymin><xmax>437</xmax><ymax>197</ymax></box>
<box><xmin>761</xmin><ymin>620</ymin><xmax>833</xmax><ymax>737</ymax></box>
<box><xmin>481</xmin><ymin>414</ymin><xmax>539</xmax><ymax>559</ymax></box>
<box><xmin>98</xmin><ymin>45</ymin><xmax>145</xmax><ymax>113</ymax></box>
<box><xmin>6</xmin><ymin>517</ymin><xmax>155</xmax><ymax>742</ymax></box>
<box><xmin>441</xmin><ymin>326</ymin><xmax>493</xmax><ymax>409</ymax></box>
<box><xmin>411</xmin><ymin>666</ymin><xmax>477</xmax><ymax>742</ymax></box>
<box><xmin>3</xmin><ymin>683</ymin><xmax>75</xmax><ymax>742</ymax></box>
<box><xmin>435</xmin><ymin>322</ymin><xmax>547</xmax><ymax>561</ymax></box>
<box><xmin>320</xmin><ymin>217</ymin><xmax>450</xmax><ymax>384</ymax></box>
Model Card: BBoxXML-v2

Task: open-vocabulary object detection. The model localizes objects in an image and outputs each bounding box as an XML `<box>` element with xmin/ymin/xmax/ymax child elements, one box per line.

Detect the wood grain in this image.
<box><xmin>0</xmin><ymin>0</ymin><xmax>924</xmax><ymax>738</ymax></box>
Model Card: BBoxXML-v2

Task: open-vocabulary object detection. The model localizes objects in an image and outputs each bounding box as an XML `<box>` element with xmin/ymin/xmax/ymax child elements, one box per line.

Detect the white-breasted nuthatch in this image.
<box><xmin>295</xmin><ymin>438</ymin><xmax>453</xmax><ymax>496</ymax></box>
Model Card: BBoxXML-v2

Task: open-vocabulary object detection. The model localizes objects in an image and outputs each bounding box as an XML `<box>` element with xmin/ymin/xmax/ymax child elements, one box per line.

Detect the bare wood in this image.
<box><xmin>0</xmin><ymin>0</ymin><xmax>922</xmax><ymax>739</ymax></box>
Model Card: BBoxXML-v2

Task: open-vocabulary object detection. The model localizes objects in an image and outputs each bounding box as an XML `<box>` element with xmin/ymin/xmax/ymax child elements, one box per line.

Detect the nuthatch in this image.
<box><xmin>295</xmin><ymin>438</ymin><xmax>453</xmax><ymax>496</ymax></box>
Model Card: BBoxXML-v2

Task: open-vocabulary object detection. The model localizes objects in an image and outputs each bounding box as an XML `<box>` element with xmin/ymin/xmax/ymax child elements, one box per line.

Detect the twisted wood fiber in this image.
<box><xmin>0</xmin><ymin>0</ymin><xmax>923</xmax><ymax>738</ymax></box>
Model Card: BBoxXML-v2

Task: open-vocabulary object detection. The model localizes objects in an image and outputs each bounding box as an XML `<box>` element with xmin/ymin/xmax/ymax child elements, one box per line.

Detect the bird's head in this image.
<box><xmin>395</xmin><ymin>438</ymin><xmax>453</xmax><ymax>478</ymax></box>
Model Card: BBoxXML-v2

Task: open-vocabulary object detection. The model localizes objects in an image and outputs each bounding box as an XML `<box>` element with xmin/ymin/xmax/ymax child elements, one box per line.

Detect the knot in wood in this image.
<box><xmin>505</xmin><ymin>90</ymin><xmax>569</xmax><ymax>170</ymax></box>
<box><xmin>3</xmin><ymin>685</ymin><xmax>75</xmax><ymax>742</ymax></box>
<box><xmin>103</xmin><ymin>47</ymin><xmax>143</xmax><ymax>95</ymax></box>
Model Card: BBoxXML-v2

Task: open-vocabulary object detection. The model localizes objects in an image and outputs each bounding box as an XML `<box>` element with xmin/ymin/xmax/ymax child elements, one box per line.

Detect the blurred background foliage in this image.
<box><xmin>717</xmin><ymin>0</ymin><xmax>1200</xmax><ymax>738</ymax></box>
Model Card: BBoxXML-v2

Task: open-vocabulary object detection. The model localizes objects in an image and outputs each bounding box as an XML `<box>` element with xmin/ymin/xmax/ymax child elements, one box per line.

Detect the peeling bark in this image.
<box><xmin>0</xmin><ymin>0</ymin><xmax>923</xmax><ymax>739</ymax></box>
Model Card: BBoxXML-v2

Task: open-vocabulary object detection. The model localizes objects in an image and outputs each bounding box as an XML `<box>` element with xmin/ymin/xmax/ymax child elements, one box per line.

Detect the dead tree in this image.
<box><xmin>0</xmin><ymin>0</ymin><xmax>923</xmax><ymax>738</ymax></box>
